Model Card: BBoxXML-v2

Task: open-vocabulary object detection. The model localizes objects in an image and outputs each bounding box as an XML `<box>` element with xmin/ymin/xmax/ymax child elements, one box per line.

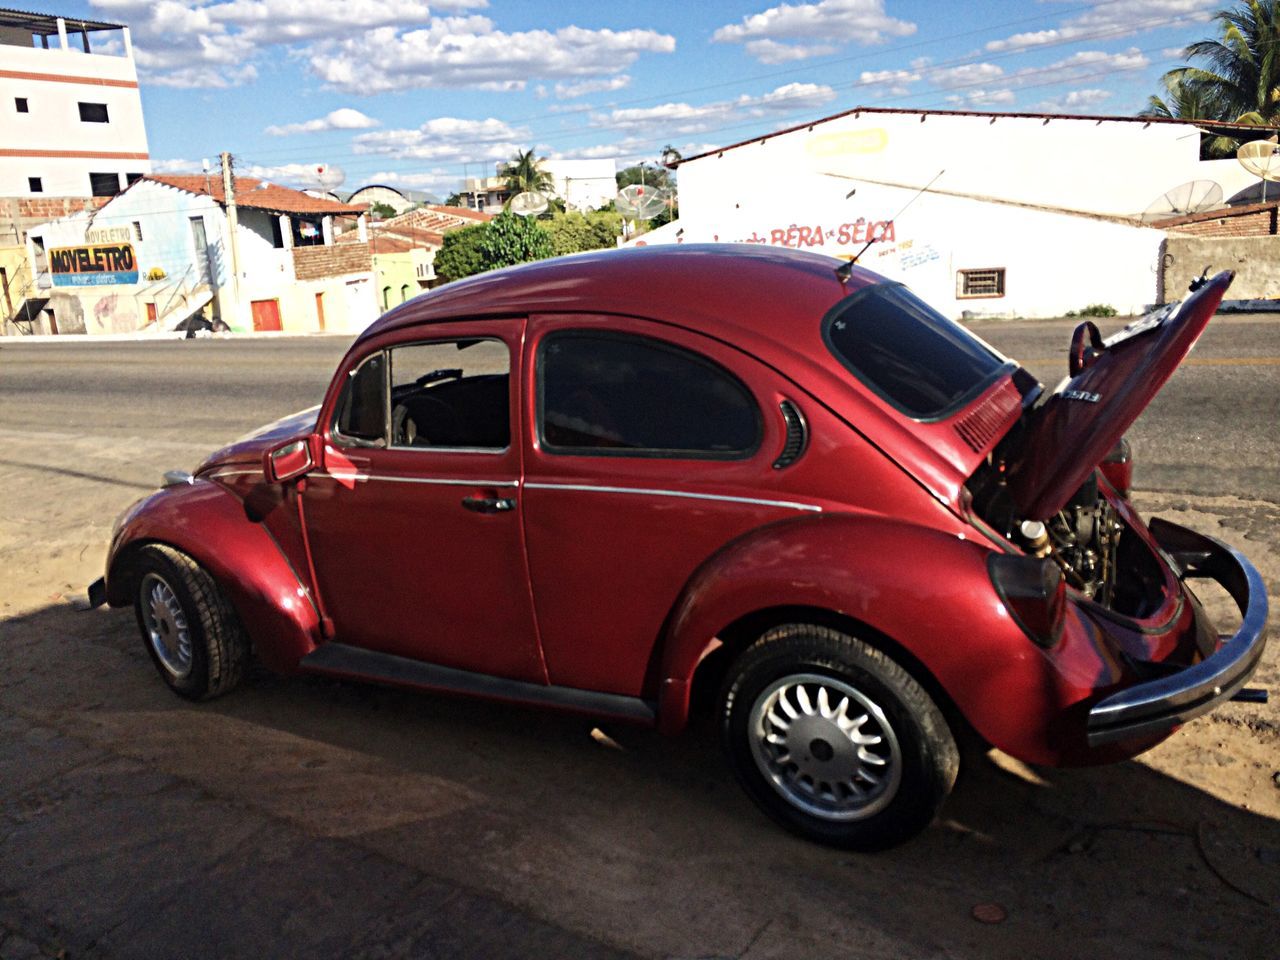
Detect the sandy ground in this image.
<box><xmin>0</xmin><ymin>352</ymin><xmax>1277</xmax><ymax>957</ymax></box>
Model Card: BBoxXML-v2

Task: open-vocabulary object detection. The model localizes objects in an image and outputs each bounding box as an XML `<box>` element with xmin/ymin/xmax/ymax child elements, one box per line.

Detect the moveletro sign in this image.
<box><xmin>49</xmin><ymin>243</ymin><xmax>139</xmax><ymax>287</ymax></box>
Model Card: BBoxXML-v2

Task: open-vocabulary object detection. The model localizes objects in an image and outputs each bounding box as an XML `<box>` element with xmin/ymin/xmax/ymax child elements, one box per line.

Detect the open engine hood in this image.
<box><xmin>1003</xmin><ymin>271</ymin><xmax>1233</xmax><ymax>520</ymax></box>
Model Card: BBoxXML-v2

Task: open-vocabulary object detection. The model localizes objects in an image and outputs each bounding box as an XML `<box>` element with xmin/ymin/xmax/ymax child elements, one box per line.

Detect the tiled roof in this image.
<box><xmin>1149</xmin><ymin>200</ymin><xmax>1280</xmax><ymax>228</ymax></box>
<box><xmin>145</xmin><ymin>175</ymin><xmax>368</xmax><ymax>216</ymax></box>
<box><xmin>383</xmin><ymin>206</ymin><xmax>493</xmax><ymax>233</ymax></box>
<box><xmin>337</xmin><ymin>225</ymin><xmax>445</xmax><ymax>252</ymax></box>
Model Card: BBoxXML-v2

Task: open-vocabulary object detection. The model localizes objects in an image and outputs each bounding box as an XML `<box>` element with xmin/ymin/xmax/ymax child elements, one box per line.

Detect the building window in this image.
<box><xmin>15</xmin><ymin>97</ymin><xmax>29</xmax><ymax>113</ymax></box>
<box><xmin>78</xmin><ymin>102</ymin><xmax>109</xmax><ymax>123</ymax></box>
<box><xmin>126</xmin><ymin>172</ymin><xmax>144</xmax><ymax>186</ymax></box>
<box><xmin>957</xmin><ymin>268</ymin><xmax>1006</xmax><ymax>299</ymax></box>
<box><xmin>28</xmin><ymin>176</ymin><xmax>43</xmax><ymax>193</ymax></box>
<box><xmin>89</xmin><ymin>172</ymin><xmax>121</xmax><ymax>197</ymax></box>
<box><xmin>270</xmin><ymin>217</ymin><xmax>284</xmax><ymax>249</ymax></box>
<box><xmin>132</xmin><ymin>221</ymin><xmax>143</xmax><ymax>242</ymax></box>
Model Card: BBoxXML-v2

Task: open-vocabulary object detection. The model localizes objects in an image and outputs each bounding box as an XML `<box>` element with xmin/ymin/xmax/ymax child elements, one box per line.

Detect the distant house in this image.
<box><xmin>1</xmin><ymin>6</ymin><xmax>152</xmax><ymax>333</ymax></box>
<box><xmin>461</xmin><ymin>159</ymin><xmax>616</xmax><ymax>212</ymax></box>
<box><xmin>18</xmin><ymin>175</ymin><xmax>375</xmax><ymax>335</ymax></box>
<box><xmin>338</xmin><ymin>205</ymin><xmax>493</xmax><ymax>309</ymax></box>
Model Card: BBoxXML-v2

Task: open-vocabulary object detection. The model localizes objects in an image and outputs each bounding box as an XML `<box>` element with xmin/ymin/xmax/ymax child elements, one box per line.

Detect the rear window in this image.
<box><xmin>823</xmin><ymin>283</ymin><xmax>1007</xmax><ymax>419</ymax></box>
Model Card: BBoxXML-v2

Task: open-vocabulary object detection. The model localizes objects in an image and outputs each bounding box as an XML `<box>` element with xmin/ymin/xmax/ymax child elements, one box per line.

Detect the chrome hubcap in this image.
<box><xmin>748</xmin><ymin>673</ymin><xmax>902</xmax><ymax>821</ymax></box>
<box><xmin>140</xmin><ymin>572</ymin><xmax>192</xmax><ymax>679</ymax></box>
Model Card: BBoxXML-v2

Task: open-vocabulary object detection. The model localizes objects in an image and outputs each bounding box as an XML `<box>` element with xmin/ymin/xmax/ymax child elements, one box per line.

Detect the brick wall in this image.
<box><xmin>1169</xmin><ymin>209</ymin><xmax>1277</xmax><ymax>237</ymax></box>
<box><xmin>292</xmin><ymin>242</ymin><xmax>373</xmax><ymax>280</ymax></box>
<box><xmin>0</xmin><ymin>196</ymin><xmax>110</xmax><ymax>246</ymax></box>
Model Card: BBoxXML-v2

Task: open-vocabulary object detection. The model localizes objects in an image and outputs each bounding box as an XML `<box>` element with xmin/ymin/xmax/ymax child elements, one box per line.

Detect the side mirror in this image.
<box><xmin>265</xmin><ymin>437</ymin><xmax>317</xmax><ymax>484</ymax></box>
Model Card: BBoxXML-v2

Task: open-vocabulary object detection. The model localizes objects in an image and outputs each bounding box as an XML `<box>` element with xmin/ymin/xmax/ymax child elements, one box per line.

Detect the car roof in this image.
<box><xmin>360</xmin><ymin>243</ymin><xmax>884</xmax><ymax>347</ymax></box>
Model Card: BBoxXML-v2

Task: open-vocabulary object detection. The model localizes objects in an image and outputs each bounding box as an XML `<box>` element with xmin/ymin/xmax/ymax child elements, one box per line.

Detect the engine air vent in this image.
<box><xmin>954</xmin><ymin>378</ymin><xmax>1021</xmax><ymax>453</ymax></box>
<box><xmin>773</xmin><ymin>399</ymin><xmax>808</xmax><ymax>469</ymax></box>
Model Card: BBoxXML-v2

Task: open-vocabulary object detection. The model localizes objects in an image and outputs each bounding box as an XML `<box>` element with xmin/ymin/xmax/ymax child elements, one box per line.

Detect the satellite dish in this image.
<box><xmin>509</xmin><ymin>191</ymin><xmax>549</xmax><ymax>217</ymax></box>
<box><xmin>616</xmin><ymin>183</ymin><xmax>667</xmax><ymax>220</ymax></box>
<box><xmin>307</xmin><ymin>163</ymin><xmax>346</xmax><ymax>192</ymax></box>
<box><xmin>1237</xmin><ymin>139</ymin><xmax>1280</xmax><ymax>201</ymax></box>
<box><xmin>1139</xmin><ymin>180</ymin><xmax>1224</xmax><ymax>222</ymax></box>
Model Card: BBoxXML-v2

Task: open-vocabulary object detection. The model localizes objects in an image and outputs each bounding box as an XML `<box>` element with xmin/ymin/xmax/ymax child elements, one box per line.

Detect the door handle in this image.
<box><xmin>461</xmin><ymin>494</ymin><xmax>516</xmax><ymax>514</ymax></box>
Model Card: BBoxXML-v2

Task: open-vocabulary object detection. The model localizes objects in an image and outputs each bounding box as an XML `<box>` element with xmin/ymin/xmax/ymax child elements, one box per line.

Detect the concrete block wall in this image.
<box><xmin>1162</xmin><ymin>236</ymin><xmax>1280</xmax><ymax>300</ymax></box>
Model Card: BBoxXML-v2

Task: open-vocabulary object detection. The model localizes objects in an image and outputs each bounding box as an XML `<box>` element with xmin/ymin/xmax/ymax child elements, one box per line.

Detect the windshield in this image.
<box><xmin>822</xmin><ymin>283</ymin><xmax>1008</xmax><ymax>419</ymax></box>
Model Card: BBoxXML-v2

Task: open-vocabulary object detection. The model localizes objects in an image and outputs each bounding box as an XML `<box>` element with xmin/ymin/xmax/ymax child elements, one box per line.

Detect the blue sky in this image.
<box><xmin>34</xmin><ymin>1</ymin><xmax>1226</xmax><ymax>197</ymax></box>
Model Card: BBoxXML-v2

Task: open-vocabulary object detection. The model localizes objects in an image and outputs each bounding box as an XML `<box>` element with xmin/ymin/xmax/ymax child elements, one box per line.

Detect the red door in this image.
<box><xmin>520</xmin><ymin>314</ymin><xmax>819</xmax><ymax>698</ymax></box>
<box><xmin>251</xmin><ymin>298</ymin><xmax>282</xmax><ymax>332</ymax></box>
<box><xmin>301</xmin><ymin>319</ymin><xmax>544</xmax><ymax>683</ymax></box>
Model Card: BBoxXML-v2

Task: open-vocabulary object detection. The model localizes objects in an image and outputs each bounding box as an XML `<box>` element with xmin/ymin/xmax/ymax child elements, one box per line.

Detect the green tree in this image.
<box><xmin>615</xmin><ymin>162</ymin><xmax>672</xmax><ymax>191</ymax></box>
<box><xmin>433</xmin><ymin>224</ymin><xmax>488</xmax><ymax>283</ymax></box>
<box><xmin>477</xmin><ymin>212</ymin><xmax>553</xmax><ymax>270</ymax></box>
<box><xmin>369</xmin><ymin>201</ymin><xmax>397</xmax><ymax>219</ymax></box>
<box><xmin>543</xmin><ymin>211</ymin><xmax>621</xmax><ymax>257</ymax></box>
<box><xmin>499</xmin><ymin>149</ymin><xmax>555</xmax><ymax>197</ymax></box>
<box><xmin>1148</xmin><ymin>1</ymin><xmax>1280</xmax><ymax>154</ymax></box>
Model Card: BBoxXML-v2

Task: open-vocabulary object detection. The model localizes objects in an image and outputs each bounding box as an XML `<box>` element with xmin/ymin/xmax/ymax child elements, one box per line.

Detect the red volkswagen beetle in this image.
<box><xmin>90</xmin><ymin>245</ymin><xmax>1267</xmax><ymax>849</ymax></box>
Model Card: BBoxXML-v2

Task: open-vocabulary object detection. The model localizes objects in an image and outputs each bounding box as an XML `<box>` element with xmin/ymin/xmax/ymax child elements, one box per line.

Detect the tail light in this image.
<box><xmin>1100</xmin><ymin>437</ymin><xmax>1132</xmax><ymax>498</ymax></box>
<box><xmin>988</xmin><ymin>553</ymin><xmax>1067</xmax><ymax>649</ymax></box>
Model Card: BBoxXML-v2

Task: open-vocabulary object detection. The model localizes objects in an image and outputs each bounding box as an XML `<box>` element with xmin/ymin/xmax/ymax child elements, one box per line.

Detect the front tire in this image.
<box><xmin>132</xmin><ymin>544</ymin><xmax>248</xmax><ymax>700</ymax></box>
<box><xmin>720</xmin><ymin>624</ymin><xmax>958</xmax><ymax>850</ymax></box>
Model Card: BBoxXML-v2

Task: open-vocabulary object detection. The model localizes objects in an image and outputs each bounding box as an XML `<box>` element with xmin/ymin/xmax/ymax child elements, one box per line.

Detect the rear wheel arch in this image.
<box><xmin>685</xmin><ymin>605</ymin><xmax>966</xmax><ymax>736</ymax></box>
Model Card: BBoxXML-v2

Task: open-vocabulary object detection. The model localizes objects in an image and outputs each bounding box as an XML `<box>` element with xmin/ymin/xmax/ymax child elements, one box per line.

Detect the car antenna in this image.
<box><xmin>836</xmin><ymin>168</ymin><xmax>945</xmax><ymax>284</ymax></box>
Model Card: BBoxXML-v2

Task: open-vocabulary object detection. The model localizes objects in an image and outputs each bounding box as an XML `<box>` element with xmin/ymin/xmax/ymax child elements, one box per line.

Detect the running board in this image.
<box><xmin>300</xmin><ymin>642</ymin><xmax>657</xmax><ymax>724</ymax></box>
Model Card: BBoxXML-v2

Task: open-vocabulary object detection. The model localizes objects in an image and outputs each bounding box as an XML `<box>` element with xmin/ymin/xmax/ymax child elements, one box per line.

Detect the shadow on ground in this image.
<box><xmin>2</xmin><ymin>600</ymin><xmax>1277</xmax><ymax>960</ymax></box>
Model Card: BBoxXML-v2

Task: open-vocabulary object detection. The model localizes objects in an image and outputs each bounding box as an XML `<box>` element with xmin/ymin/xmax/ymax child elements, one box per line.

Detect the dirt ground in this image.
<box><xmin>1</xmin><ymin>353</ymin><xmax>1277</xmax><ymax>957</ymax></box>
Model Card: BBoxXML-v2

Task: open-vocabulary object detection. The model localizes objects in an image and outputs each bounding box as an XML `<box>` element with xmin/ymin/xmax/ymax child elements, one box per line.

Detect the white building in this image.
<box><xmin>0</xmin><ymin>8</ymin><xmax>150</xmax><ymax>199</ymax></box>
<box><xmin>651</xmin><ymin>106</ymin><xmax>1278</xmax><ymax>317</ymax></box>
<box><xmin>462</xmin><ymin>157</ymin><xmax>618</xmax><ymax>212</ymax></box>
<box><xmin>20</xmin><ymin>176</ymin><xmax>376</xmax><ymax>335</ymax></box>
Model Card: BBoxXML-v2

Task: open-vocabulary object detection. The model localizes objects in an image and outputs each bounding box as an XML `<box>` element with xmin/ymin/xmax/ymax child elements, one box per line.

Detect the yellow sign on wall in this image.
<box><xmin>805</xmin><ymin>128</ymin><xmax>889</xmax><ymax>158</ymax></box>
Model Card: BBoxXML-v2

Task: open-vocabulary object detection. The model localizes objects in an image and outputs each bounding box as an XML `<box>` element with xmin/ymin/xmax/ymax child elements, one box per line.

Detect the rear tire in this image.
<box><xmin>132</xmin><ymin>544</ymin><xmax>248</xmax><ymax>700</ymax></box>
<box><xmin>720</xmin><ymin>623</ymin><xmax>958</xmax><ymax>850</ymax></box>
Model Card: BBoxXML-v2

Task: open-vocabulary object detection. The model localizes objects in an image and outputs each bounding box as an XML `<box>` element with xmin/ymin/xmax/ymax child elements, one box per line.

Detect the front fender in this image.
<box><xmin>105</xmin><ymin>480</ymin><xmax>319</xmax><ymax>673</ymax></box>
<box><xmin>656</xmin><ymin>513</ymin><xmax>1114</xmax><ymax>766</ymax></box>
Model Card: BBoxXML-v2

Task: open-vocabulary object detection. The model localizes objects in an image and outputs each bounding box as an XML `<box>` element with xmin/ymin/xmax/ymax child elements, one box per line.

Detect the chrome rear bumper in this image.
<box><xmin>1086</xmin><ymin>518</ymin><xmax>1269</xmax><ymax>747</ymax></box>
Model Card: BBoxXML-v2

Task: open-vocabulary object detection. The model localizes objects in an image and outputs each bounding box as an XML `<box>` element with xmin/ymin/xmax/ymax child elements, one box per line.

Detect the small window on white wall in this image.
<box><xmin>957</xmin><ymin>268</ymin><xmax>1006</xmax><ymax>299</ymax></box>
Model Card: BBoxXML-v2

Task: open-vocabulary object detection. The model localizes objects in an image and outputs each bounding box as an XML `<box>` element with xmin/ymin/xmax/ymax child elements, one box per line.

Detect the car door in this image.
<box><xmin>521</xmin><ymin>314</ymin><xmax>822</xmax><ymax>699</ymax></box>
<box><xmin>302</xmin><ymin>320</ymin><xmax>546</xmax><ymax>684</ymax></box>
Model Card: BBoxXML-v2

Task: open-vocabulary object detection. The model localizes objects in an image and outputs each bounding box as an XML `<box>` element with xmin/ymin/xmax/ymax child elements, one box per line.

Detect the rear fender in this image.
<box><xmin>656</xmin><ymin>513</ymin><xmax>1107</xmax><ymax>765</ymax></box>
<box><xmin>105</xmin><ymin>480</ymin><xmax>319</xmax><ymax>673</ymax></box>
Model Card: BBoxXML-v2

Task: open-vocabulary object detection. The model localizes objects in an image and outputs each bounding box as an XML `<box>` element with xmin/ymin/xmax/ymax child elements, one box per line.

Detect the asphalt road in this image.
<box><xmin>0</xmin><ymin>311</ymin><xmax>1277</xmax><ymax>501</ymax></box>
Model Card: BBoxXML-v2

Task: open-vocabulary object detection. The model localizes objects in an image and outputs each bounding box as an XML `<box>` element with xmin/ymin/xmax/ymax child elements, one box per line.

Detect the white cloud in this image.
<box><xmin>1013</xmin><ymin>48</ymin><xmax>1149</xmax><ymax>88</ymax></box>
<box><xmin>308</xmin><ymin>18</ymin><xmax>674</xmax><ymax>94</ymax></box>
<box><xmin>89</xmin><ymin>1</ymin><xmax>670</xmax><ymax>93</ymax></box>
<box><xmin>240</xmin><ymin>161</ymin><xmax>348</xmax><ymax>190</ymax></box>
<box><xmin>927</xmin><ymin>62</ymin><xmax>1004</xmax><ymax>89</ymax></box>
<box><xmin>555</xmin><ymin>75</ymin><xmax>631</xmax><ymax>99</ymax></box>
<box><xmin>743</xmin><ymin>39</ymin><xmax>838</xmax><ymax>64</ymax></box>
<box><xmin>946</xmin><ymin>88</ymin><xmax>1016</xmax><ymax>107</ymax></box>
<box><xmin>986</xmin><ymin>0</ymin><xmax>1214</xmax><ymax>52</ymax></box>
<box><xmin>265</xmin><ymin>108</ymin><xmax>380</xmax><ymax>136</ymax></box>
<box><xmin>353</xmin><ymin>116</ymin><xmax>527</xmax><ymax>165</ymax></box>
<box><xmin>1036</xmin><ymin>88</ymin><xmax>1116</xmax><ymax>112</ymax></box>
<box><xmin>151</xmin><ymin>157</ymin><xmax>207</xmax><ymax>173</ymax></box>
<box><xmin>599</xmin><ymin>83</ymin><xmax>837</xmax><ymax>137</ymax></box>
<box><xmin>857</xmin><ymin>68</ymin><xmax>920</xmax><ymax>97</ymax></box>
<box><xmin>714</xmin><ymin>0</ymin><xmax>915</xmax><ymax>62</ymax></box>
<box><xmin>364</xmin><ymin>169</ymin><xmax>457</xmax><ymax>194</ymax></box>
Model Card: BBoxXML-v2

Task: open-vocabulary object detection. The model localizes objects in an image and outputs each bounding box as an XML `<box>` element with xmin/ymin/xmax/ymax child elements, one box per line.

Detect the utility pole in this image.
<box><xmin>220</xmin><ymin>151</ymin><xmax>245</xmax><ymax>330</ymax></box>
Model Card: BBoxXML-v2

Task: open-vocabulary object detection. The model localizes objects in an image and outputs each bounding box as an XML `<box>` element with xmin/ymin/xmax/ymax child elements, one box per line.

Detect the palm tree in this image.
<box><xmin>499</xmin><ymin>149</ymin><xmax>555</xmax><ymax>197</ymax></box>
<box><xmin>1147</xmin><ymin>0</ymin><xmax>1280</xmax><ymax>153</ymax></box>
<box><xmin>1142</xmin><ymin>72</ymin><xmax>1240</xmax><ymax>156</ymax></box>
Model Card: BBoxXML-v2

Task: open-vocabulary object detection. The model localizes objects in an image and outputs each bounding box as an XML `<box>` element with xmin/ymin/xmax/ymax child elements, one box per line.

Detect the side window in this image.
<box><xmin>333</xmin><ymin>352</ymin><xmax>387</xmax><ymax>445</ymax></box>
<box><xmin>388</xmin><ymin>339</ymin><xmax>510</xmax><ymax>450</ymax></box>
<box><xmin>539</xmin><ymin>331</ymin><xmax>761</xmax><ymax>458</ymax></box>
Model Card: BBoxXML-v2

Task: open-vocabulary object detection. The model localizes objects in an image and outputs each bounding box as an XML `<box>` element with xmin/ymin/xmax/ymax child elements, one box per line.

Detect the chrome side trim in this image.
<box><xmin>313</xmin><ymin>471</ymin><xmax>518</xmax><ymax>488</ymax></box>
<box><xmin>523</xmin><ymin>482</ymin><xmax>822</xmax><ymax>513</ymax></box>
<box><xmin>205</xmin><ymin>469</ymin><xmax>262</xmax><ymax>480</ymax></box>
